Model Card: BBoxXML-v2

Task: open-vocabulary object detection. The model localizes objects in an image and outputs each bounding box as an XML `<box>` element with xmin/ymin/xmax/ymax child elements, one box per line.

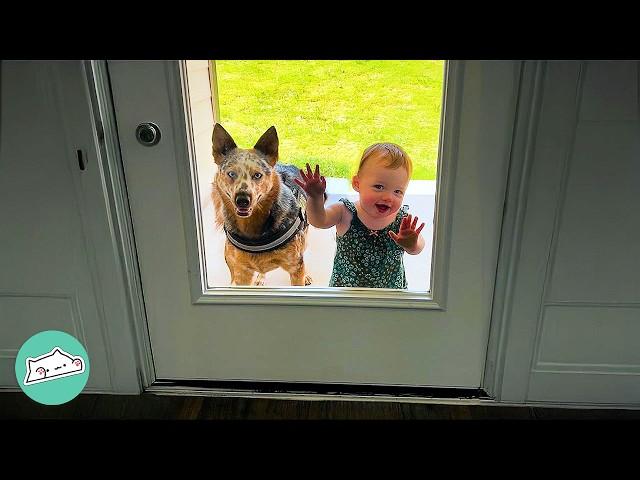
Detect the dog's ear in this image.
<box><xmin>212</xmin><ymin>123</ymin><xmax>237</xmax><ymax>165</ymax></box>
<box><xmin>253</xmin><ymin>126</ymin><xmax>279</xmax><ymax>166</ymax></box>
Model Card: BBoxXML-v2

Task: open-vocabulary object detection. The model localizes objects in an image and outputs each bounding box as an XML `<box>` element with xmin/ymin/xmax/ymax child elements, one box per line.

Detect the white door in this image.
<box><xmin>496</xmin><ymin>61</ymin><xmax>640</xmax><ymax>405</ymax></box>
<box><xmin>106</xmin><ymin>60</ymin><xmax>518</xmax><ymax>390</ymax></box>
<box><xmin>0</xmin><ymin>61</ymin><xmax>140</xmax><ymax>393</ymax></box>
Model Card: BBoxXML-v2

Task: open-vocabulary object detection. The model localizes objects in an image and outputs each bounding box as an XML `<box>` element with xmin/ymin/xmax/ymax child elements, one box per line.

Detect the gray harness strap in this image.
<box><xmin>224</xmin><ymin>191</ymin><xmax>307</xmax><ymax>253</ymax></box>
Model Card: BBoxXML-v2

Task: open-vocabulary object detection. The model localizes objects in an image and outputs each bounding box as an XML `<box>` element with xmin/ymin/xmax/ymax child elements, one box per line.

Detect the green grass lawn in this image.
<box><xmin>214</xmin><ymin>60</ymin><xmax>444</xmax><ymax>181</ymax></box>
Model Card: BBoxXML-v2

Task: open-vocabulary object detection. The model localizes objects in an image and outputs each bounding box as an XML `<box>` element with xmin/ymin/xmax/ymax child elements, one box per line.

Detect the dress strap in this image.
<box><xmin>338</xmin><ymin>198</ymin><xmax>357</xmax><ymax>214</ymax></box>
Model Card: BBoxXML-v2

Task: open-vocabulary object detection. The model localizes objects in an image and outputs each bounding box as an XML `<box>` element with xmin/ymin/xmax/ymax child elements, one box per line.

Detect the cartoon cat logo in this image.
<box><xmin>23</xmin><ymin>347</ymin><xmax>85</xmax><ymax>386</ymax></box>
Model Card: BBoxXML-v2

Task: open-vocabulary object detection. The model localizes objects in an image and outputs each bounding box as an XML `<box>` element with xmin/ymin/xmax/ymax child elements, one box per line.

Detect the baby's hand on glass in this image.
<box><xmin>389</xmin><ymin>214</ymin><xmax>425</xmax><ymax>250</ymax></box>
<box><xmin>294</xmin><ymin>163</ymin><xmax>326</xmax><ymax>199</ymax></box>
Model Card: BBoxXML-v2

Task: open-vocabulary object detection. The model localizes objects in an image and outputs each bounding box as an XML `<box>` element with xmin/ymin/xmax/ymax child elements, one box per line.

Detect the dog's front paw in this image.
<box><xmin>253</xmin><ymin>273</ymin><xmax>266</xmax><ymax>286</ymax></box>
<box><xmin>304</xmin><ymin>275</ymin><xmax>312</xmax><ymax>286</ymax></box>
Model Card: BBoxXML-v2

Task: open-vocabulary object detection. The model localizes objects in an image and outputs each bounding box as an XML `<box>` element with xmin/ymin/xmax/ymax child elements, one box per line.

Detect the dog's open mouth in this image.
<box><xmin>236</xmin><ymin>207</ymin><xmax>252</xmax><ymax>217</ymax></box>
<box><xmin>375</xmin><ymin>203</ymin><xmax>391</xmax><ymax>214</ymax></box>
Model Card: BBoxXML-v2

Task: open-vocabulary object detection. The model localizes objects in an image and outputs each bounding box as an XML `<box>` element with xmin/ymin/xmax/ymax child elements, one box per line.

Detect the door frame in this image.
<box><xmin>85</xmin><ymin>60</ymin><xmax>157</xmax><ymax>389</ymax></box>
<box><xmin>89</xmin><ymin>59</ymin><xmax>527</xmax><ymax>401</ymax></box>
<box><xmin>482</xmin><ymin>61</ymin><xmax>545</xmax><ymax>399</ymax></box>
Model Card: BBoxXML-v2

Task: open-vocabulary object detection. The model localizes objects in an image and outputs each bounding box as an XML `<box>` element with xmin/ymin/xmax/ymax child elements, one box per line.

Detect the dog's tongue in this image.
<box><xmin>236</xmin><ymin>208</ymin><xmax>250</xmax><ymax>217</ymax></box>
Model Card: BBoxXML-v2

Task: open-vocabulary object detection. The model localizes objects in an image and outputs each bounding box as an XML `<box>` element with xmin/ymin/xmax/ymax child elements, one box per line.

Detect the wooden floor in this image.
<box><xmin>2</xmin><ymin>392</ymin><xmax>640</xmax><ymax>420</ymax></box>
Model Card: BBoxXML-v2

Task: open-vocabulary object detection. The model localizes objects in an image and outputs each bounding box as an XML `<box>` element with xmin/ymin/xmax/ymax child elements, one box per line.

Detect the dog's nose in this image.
<box><xmin>235</xmin><ymin>194</ymin><xmax>251</xmax><ymax>208</ymax></box>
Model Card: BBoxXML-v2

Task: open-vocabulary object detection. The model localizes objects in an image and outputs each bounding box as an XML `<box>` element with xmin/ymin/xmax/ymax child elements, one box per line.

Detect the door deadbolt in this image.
<box><xmin>136</xmin><ymin>122</ymin><xmax>161</xmax><ymax>146</ymax></box>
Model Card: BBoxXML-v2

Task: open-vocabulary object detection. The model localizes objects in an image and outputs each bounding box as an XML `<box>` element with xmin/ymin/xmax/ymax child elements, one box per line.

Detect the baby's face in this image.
<box><xmin>352</xmin><ymin>156</ymin><xmax>410</xmax><ymax>221</ymax></box>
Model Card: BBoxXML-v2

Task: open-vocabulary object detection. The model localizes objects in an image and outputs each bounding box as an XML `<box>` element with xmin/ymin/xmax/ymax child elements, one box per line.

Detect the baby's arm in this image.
<box><xmin>295</xmin><ymin>164</ymin><xmax>344</xmax><ymax>229</ymax></box>
<box><xmin>307</xmin><ymin>200</ymin><xmax>344</xmax><ymax>229</ymax></box>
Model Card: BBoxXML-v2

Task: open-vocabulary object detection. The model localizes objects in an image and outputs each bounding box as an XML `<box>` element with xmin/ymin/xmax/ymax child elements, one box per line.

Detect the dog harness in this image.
<box><xmin>224</xmin><ymin>191</ymin><xmax>308</xmax><ymax>253</ymax></box>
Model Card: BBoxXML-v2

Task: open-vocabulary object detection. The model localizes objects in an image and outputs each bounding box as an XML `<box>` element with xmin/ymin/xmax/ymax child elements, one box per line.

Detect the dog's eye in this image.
<box><xmin>253</xmin><ymin>172</ymin><xmax>263</xmax><ymax>180</ymax></box>
<box><xmin>227</xmin><ymin>171</ymin><xmax>237</xmax><ymax>179</ymax></box>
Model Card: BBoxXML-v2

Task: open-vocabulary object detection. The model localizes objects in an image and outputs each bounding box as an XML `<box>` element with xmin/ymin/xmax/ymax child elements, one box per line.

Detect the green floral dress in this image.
<box><xmin>329</xmin><ymin>198</ymin><xmax>409</xmax><ymax>289</ymax></box>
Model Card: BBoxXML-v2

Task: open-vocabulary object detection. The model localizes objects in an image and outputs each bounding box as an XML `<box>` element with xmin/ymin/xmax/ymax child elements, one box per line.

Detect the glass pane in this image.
<box><xmin>187</xmin><ymin>60</ymin><xmax>444</xmax><ymax>292</ymax></box>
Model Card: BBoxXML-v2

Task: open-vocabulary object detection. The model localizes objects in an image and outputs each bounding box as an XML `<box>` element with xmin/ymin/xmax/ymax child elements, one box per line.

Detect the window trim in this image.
<box><xmin>176</xmin><ymin>60</ymin><xmax>462</xmax><ymax>310</ymax></box>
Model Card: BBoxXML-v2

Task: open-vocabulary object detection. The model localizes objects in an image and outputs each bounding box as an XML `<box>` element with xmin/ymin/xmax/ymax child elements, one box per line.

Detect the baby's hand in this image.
<box><xmin>294</xmin><ymin>163</ymin><xmax>326</xmax><ymax>199</ymax></box>
<box><xmin>389</xmin><ymin>214</ymin><xmax>425</xmax><ymax>250</ymax></box>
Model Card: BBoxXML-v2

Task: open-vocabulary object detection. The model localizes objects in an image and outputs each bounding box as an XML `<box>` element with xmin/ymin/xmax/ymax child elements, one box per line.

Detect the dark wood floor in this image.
<box><xmin>2</xmin><ymin>392</ymin><xmax>640</xmax><ymax>420</ymax></box>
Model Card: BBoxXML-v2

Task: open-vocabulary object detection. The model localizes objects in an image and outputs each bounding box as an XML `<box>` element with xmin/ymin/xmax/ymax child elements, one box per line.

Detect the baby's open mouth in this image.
<box><xmin>375</xmin><ymin>203</ymin><xmax>391</xmax><ymax>214</ymax></box>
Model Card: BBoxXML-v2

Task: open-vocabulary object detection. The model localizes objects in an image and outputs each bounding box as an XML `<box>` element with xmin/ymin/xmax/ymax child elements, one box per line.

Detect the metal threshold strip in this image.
<box><xmin>147</xmin><ymin>379</ymin><xmax>494</xmax><ymax>404</ymax></box>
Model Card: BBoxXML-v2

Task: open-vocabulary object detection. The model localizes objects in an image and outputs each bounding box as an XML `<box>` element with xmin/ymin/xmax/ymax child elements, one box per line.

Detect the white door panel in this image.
<box><xmin>0</xmin><ymin>61</ymin><xmax>111</xmax><ymax>390</ymax></box>
<box><xmin>1</xmin><ymin>61</ymin><xmax>143</xmax><ymax>393</ymax></box>
<box><xmin>498</xmin><ymin>61</ymin><xmax>640</xmax><ymax>405</ymax></box>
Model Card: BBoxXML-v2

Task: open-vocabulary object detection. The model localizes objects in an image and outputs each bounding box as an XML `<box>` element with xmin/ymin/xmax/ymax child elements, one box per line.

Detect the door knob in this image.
<box><xmin>136</xmin><ymin>122</ymin><xmax>161</xmax><ymax>146</ymax></box>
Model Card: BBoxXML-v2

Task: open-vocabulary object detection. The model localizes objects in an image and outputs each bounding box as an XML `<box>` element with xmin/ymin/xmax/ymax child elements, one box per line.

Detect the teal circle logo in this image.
<box><xmin>15</xmin><ymin>330</ymin><xmax>90</xmax><ymax>405</ymax></box>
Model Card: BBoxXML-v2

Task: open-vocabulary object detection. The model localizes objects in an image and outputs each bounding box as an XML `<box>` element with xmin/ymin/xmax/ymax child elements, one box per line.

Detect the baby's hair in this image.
<box><xmin>357</xmin><ymin>143</ymin><xmax>413</xmax><ymax>178</ymax></box>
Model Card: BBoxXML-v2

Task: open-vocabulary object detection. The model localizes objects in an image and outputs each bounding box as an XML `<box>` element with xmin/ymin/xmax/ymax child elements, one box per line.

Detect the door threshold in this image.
<box><xmin>146</xmin><ymin>379</ymin><xmax>494</xmax><ymax>405</ymax></box>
